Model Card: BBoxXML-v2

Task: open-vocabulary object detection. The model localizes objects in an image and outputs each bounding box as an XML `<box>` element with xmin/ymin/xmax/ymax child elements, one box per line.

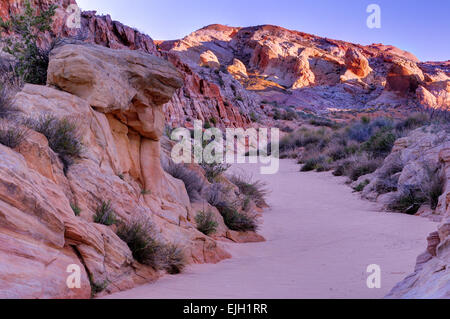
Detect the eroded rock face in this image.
<box><xmin>344</xmin><ymin>48</ymin><xmax>372</xmax><ymax>78</ymax></box>
<box><xmin>160</xmin><ymin>24</ymin><xmax>450</xmax><ymax>113</ymax></box>
<box><xmin>386</xmin><ymin>148</ymin><xmax>450</xmax><ymax>299</ymax></box>
<box><xmin>0</xmin><ymin>43</ymin><xmax>233</xmax><ymax>298</ymax></box>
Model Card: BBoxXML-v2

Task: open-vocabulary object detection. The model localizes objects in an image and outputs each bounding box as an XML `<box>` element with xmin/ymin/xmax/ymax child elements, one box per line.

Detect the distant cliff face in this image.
<box><xmin>160</xmin><ymin>24</ymin><xmax>450</xmax><ymax>114</ymax></box>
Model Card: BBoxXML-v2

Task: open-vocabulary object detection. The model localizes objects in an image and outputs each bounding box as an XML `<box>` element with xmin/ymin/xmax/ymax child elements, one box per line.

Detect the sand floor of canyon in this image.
<box><xmin>105</xmin><ymin>159</ymin><xmax>437</xmax><ymax>299</ymax></box>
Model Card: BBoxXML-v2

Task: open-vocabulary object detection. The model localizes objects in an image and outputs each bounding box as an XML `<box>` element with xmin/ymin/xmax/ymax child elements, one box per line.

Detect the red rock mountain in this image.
<box><xmin>160</xmin><ymin>24</ymin><xmax>449</xmax><ymax>117</ymax></box>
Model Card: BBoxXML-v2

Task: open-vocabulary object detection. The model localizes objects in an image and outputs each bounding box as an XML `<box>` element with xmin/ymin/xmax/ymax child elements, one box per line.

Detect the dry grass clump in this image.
<box><xmin>215</xmin><ymin>201</ymin><xmax>258</xmax><ymax>232</ymax></box>
<box><xmin>201</xmin><ymin>162</ymin><xmax>231</xmax><ymax>183</ymax></box>
<box><xmin>26</xmin><ymin>115</ymin><xmax>83</xmax><ymax>171</ymax></box>
<box><xmin>195</xmin><ymin>211</ymin><xmax>218</xmax><ymax>236</ymax></box>
<box><xmin>229</xmin><ymin>174</ymin><xmax>269</xmax><ymax>208</ymax></box>
<box><xmin>93</xmin><ymin>201</ymin><xmax>117</xmax><ymax>226</ymax></box>
<box><xmin>0</xmin><ymin>120</ymin><xmax>28</xmax><ymax>148</ymax></box>
<box><xmin>116</xmin><ymin>217</ymin><xmax>186</xmax><ymax>274</ymax></box>
<box><xmin>163</xmin><ymin>161</ymin><xmax>205</xmax><ymax>202</ymax></box>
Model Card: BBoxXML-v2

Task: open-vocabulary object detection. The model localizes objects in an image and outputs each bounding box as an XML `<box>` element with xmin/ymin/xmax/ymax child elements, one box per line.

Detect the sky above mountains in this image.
<box><xmin>77</xmin><ymin>0</ymin><xmax>449</xmax><ymax>62</ymax></box>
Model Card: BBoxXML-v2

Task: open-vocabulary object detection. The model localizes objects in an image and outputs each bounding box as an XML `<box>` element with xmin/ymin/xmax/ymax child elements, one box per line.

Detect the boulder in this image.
<box><xmin>344</xmin><ymin>48</ymin><xmax>372</xmax><ymax>78</ymax></box>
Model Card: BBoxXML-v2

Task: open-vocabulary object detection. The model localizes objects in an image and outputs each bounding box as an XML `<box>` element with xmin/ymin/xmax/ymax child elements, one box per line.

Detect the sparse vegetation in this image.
<box><xmin>215</xmin><ymin>201</ymin><xmax>257</xmax><ymax>232</ymax></box>
<box><xmin>201</xmin><ymin>162</ymin><xmax>231</xmax><ymax>183</ymax></box>
<box><xmin>93</xmin><ymin>201</ymin><xmax>117</xmax><ymax>226</ymax></box>
<box><xmin>205</xmin><ymin>183</ymin><xmax>225</xmax><ymax>207</ymax></box>
<box><xmin>354</xmin><ymin>179</ymin><xmax>370</xmax><ymax>192</ymax></box>
<box><xmin>387</xmin><ymin>163</ymin><xmax>446</xmax><ymax>214</ymax></box>
<box><xmin>116</xmin><ymin>217</ymin><xmax>186</xmax><ymax>273</ymax></box>
<box><xmin>195</xmin><ymin>211</ymin><xmax>218</xmax><ymax>236</ymax></box>
<box><xmin>90</xmin><ymin>279</ymin><xmax>109</xmax><ymax>298</ymax></box>
<box><xmin>229</xmin><ymin>174</ymin><xmax>269</xmax><ymax>208</ymax></box>
<box><xmin>0</xmin><ymin>121</ymin><xmax>28</xmax><ymax>148</ymax></box>
<box><xmin>387</xmin><ymin>186</ymin><xmax>427</xmax><ymax>215</ymax></box>
<box><xmin>0</xmin><ymin>0</ymin><xmax>57</xmax><ymax>84</ymax></box>
<box><xmin>71</xmin><ymin>203</ymin><xmax>81</xmax><ymax>217</ymax></box>
<box><xmin>163</xmin><ymin>161</ymin><xmax>205</xmax><ymax>202</ymax></box>
<box><xmin>0</xmin><ymin>86</ymin><xmax>17</xmax><ymax>119</ymax></box>
<box><xmin>27</xmin><ymin>115</ymin><xmax>83</xmax><ymax>171</ymax></box>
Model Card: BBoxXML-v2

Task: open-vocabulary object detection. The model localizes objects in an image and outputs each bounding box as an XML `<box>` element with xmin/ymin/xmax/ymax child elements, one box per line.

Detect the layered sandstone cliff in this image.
<box><xmin>0</xmin><ymin>42</ymin><xmax>252</xmax><ymax>298</ymax></box>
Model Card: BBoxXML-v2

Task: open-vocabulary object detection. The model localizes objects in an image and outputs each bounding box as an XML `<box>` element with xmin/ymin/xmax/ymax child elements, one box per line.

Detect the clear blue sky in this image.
<box><xmin>77</xmin><ymin>0</ymin><xmax>449</xmax><ymax>62</ymax></box>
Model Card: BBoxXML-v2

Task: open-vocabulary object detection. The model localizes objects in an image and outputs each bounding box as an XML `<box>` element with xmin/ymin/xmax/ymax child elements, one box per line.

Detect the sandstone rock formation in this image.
<box><xmin>160</xmin><ymin>24</ymin><xmax>450</xmax><ymax>113</ymax></box>
<box><xmin>0</xmin><ymin>42</ymin><xmax>240</xmax><ymax>298</ymax></box>
<box><xmin>355</xmin><ymin>127</ymin><xmax>450</xmax><ymax>221</ymax></box>
<box><xmin>386</xmin><ymin>147</ymin><xmax>450</xmax><ymax>298</ymax></box>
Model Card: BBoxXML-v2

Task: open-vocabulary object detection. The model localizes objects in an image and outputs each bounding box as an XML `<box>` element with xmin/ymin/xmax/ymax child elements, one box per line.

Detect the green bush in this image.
<box><xmin>116</xmin><ymin>217</ymin><xmax>186</xmax><ymax>273</ymax></box>
<box><xmin>216</xmin><ymin>201</ymin><xmax>257</xmax><ymax>232</ymax></box>
<box><xmin>93</xmin><ymin>201</ymin><xmax>117</xmax><ymax>226</ymax></box>
<box><xmin>300</xmin><ymin>156</ymin><xmax>326</xmax><ymax>172</ymax></box>
<box><xmin>348</xmin><ymin>157</ymin><xmax>383</xmax><ymax>181</ymax></box>
<box><xmin>354</xmin><ymin>180</ymin><xmax>370</xmax><ymax>192</ymax></box>
<box><xmin>0</xmin><ymin>122</ymin><xmax>28</xmax><ymax>148</ymax></box>
<box><xmin>27</xmin><ymin>115</ymin><xmax>82</xmax><ymax>171</ymax></box>
<box><xmin>0</xmin><ymin>0</ymin><xmax>57</xmax><ymax>84</ymax></box>
<box><xmin>71</xmin><ymin>203</ymin><xmax>81</xmax><ymax>217</ymax></box>
<box><xmin>195</xmin><ymin>211</ymin><xmax>218</xmax><ymax>236</ymax></box>
<box><xmin>363</xmin><ymin>129</ymin><xmax>396</xmax><ymax>157</ymax></box>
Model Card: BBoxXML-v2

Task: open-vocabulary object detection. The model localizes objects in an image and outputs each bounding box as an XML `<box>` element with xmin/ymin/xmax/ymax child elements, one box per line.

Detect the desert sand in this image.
<box><xmin>105</xmin><ymin>159</ymin><xmax>437</xmax><ymax>299</ymax></box>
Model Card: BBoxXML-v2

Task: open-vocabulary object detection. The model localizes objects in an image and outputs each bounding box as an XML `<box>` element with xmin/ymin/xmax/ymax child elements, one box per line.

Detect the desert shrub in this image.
<box><xmin>205</xmin><ymin>183</ymin><xmax>225</xmax><ymax>207</ymax></box>
<box><xmin>229</xmin><ymin>174</ymin><xmax>269</xmax><ymax>207</ymax></box>
<box><xmin>93</xmin><ymin>201</ymin><xmax>117</xmax><ymax>226</ymax></box>
<box><xmin>0</xmin><ymin>0</ymin><xmax>57</xmax><ymax>84</ymax></box>
<box><xmin>0</xmin><ymin>121</ymin><xmax>28</xmax><ymax>148</ymax></box>
<box><xmin>116</xmin><ymin>218</ymin><xmax>162</xmax><ymax>267</ymax></box>
<box><xmin>0</xmin><ymin>86</ymin><xmax>17</xmax><ymax>119</ymax></box>
<box><xmin>201</xmin><ymin>162</ymin><xmax>231</xmax><ymax>183</ymax></box>
<box><xmin>163</xmin><ymin>161</ymin><xmax>205</xmax><ymax>202</ymax></box>
<box><xmin>27</xmin><ymin>115</ymin><xmax>82</xmax><ymax>170</ymax></box>
<box><xmin>301</xmin><ymin>156</ymin><xmax>325</xmax><ymax>172</ymax></box>
<box><xmin>71</xmin><ymin>203</ymin><xmax>81</xmax><ymax>217</ymax></box>
<box><xmin>421</xmin><ymin>164</ymin><xmax>446</xmax><ymax>210</ymax></box>
<box><xmin>371</xmin><ymin>117</ymin><xmax>394</xmax><ymax>130</ymax></box>
<box><xmin>333</xmin><ymin>158</ymin><xmax>354</xmax><ymax>177</ymax></box>
<box><xmin>116</xmin><ymin>218</ymin><xmax>185</xmax><ymax>273</ymax></box>
<box><xmin>348</xmin><ymin>156</ymin><xmax>383</xmax><ymax>181</ymax></box>
<box><xmin>195</xmin><ymin>211</ymin><xmax>218</xmax><ymax>236</ymax></box>
<box><xmin>216</xmin><ymin>201</ymin><xmax>257</xmax><ymax>232</ymax></box>
<box><xmin>395</xmin><ymin>113</ymin><xmax>430</xmax><ymax>132</ymax></box>
<box><xmin>90</xmin><ymin>279</ymin><xmax>109</xmax><ymax>298</ymax></box>
<box><xmin>284</xmin><ymin>109</ymin><xmax>299</xmax><ymax>121</ymax></box>
<box><xmin>161</xmin><ymin>244</ymin><xmax>186</xmax><ymax>274</ymax></box>
<box><xmin>326</xmin><ymin>144</ymin><xmax>349</xmax><ymax>161</ymax></box>
<box><xmin>347</xmin><ymin>122</ymin><xmax>372</xmax><ymax>142</ymax></box>
<box><xmin>279</xmin><ymin>128</ymin><xmax>330</xmax><ymax>153</ymax></box>
<box><xmin>374</xmin><ymin>176</ymin><xmax>399</xmax><ymax>194</ymax></box>
<box><xmin>354</xmin><ymin>179</ymin><xmax>370</xmax><ymax>192</ymax></box>
<box><xmin>363</xmin><ymin>129</ymin><xmax>396</xmax><ymax>157</ymax></box>
<box><xmin>388</xmin><ymin>186</ymin><xmax>427</xmax><ymax>215</ymax></box>
<box><xmin>309</xmin><ymin>118</ymin><xmax>340</xmax><ymax>129</ymax></box>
